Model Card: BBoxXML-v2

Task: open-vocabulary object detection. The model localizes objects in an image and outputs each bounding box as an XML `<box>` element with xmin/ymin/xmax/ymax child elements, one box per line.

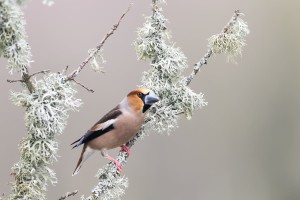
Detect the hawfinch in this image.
<box><xmin>71</xmin><ymin>88</ymin><xmax>159</xmax><ymax>176</ymax></box>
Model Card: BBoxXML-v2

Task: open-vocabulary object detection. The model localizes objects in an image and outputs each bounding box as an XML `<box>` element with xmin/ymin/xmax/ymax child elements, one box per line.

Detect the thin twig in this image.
<box><xmin>72</xmin><ymin>79</ymin><xmax>95</xmax><ymax>93</ymax></box>
<box><xmin>67</xmin><ymin>3</ymin><xmax>132</xmax><ymax>81</ymax></box>
<box><xmin>58</xmin><ymin>190</ymin><xmax>78</xmax><ymax>200</ymax></box>
<box><xmin>7</xmin><ymin>79</ymin><xmax>24</xmax><ymax>83</ymax></box>
<box><xmin>29</xmin><ymin>70</ymin><xmax>50</xmax><ymax>78</ymax></box>
<box><xmin>186</xmin><ymin>10</ymin><xmax>241</xmax><ymax>86</ymax></box>
<box><xmin>63</xmin><ymin>65</ymin><xmax>69</xmax><ymax>75</ymax></box>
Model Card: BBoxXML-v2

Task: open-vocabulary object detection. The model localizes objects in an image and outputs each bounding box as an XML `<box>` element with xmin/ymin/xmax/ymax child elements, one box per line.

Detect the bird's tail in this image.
<box><xmin>72</xmin><ymin>144</ymin><xmax>94</xmax><ymax>176</ymax></box>
<box><xmin>71</xmin><ymin>137</ymin><xmax>83</xmax><ymax>149</ymax></box>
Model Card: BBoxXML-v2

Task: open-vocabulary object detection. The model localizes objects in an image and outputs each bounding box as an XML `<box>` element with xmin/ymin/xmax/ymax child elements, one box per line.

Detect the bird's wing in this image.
<box><xmin>71</xmin><ymin>106</ymin><xmax>122</xmax><ymax>148</ymax></box>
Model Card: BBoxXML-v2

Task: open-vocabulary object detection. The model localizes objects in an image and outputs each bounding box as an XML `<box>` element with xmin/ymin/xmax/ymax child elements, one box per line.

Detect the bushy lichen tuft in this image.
<box><xmin>208</xmin><ymin>17</ymin><xmax>250</xmax><ymax>62</ymax></box>
<box><xmin>0</xmin><ymin>0</ymin><xmax>32</xmax><ymax>74</ymax></box>
<box><xmin>134</xmin><ymin>5</ymin><xmax>169</xmax><ymax>60</ymax></box>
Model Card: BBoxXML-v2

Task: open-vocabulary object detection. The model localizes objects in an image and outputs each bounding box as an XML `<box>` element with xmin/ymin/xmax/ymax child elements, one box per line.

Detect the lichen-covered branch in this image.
<box><xmin>67</xmin><ymin>4</ymin><xmax>132</xmax><ymax>81</ymax></box>
<box><xmin>208</xmin><ymin>10</ymin><xmax>249</xmax><ymax>62</ymax></box>
<box><xmin>0</xmin><ymin>1</ymin><xmax>82</xmax><ymax>199</ymax></box>
<box><xmin>9</xmin><ymin>73</ymin><xmax>82</xmax><ymax>200</ymax></box>
<box><xmin>186</xmin><ymin>10</ymin><xmax>249</xmax><ymax>85</ymax></box>
<box><xmin>84</xmin><ymin>1</ymin><xmax>249</xmax><ymax>200</ymax></box>
<box><xmin>186</xmin><ymin>48</ymin><xmax>213</xmax><ymax>86</ymax></box>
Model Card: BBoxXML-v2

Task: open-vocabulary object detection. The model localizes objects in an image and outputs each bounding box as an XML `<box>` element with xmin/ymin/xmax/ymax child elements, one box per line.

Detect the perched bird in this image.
<box><xmin>71</xmin><ymin>88</ymin><xmax>159</xmax><ymax>176</ymax></box>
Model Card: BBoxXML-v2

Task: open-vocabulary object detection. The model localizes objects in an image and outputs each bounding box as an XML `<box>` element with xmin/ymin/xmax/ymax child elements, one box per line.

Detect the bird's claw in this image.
<box><xmin>120</xmin><ymin>144</ymin><xmax>130</xmax><ymax>157</ymax></box>
<box><xmin>113</xmin><ymin>160</ymin><xmax>122</xmax><ymax>172</ymax></box>
<box><xmin>105</xmin><ymin>155</ymin><xmax>122</xmax><ymax>172</ymax></box>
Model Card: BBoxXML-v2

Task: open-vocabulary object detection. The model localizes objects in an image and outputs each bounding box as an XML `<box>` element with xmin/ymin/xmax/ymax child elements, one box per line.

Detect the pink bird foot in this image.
<box><xmin>105</xmin><ymin>155</ymin><xmax>122</xmax><ymax>172</ymax></box>
<box><xmin>120</xmin><ymin>144</ymin><xmax>130</xmax><ymax>157</ymax></box>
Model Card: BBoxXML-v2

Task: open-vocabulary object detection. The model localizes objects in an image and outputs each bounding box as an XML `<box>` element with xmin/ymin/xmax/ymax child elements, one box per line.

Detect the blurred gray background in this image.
<box><xmin>1</xmin><ymin>0</ymin><xmax>300</xmax><ymax>199</ymax></box>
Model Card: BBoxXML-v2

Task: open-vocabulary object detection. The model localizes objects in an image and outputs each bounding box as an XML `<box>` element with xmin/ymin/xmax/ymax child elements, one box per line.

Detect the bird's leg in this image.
<box><xmin>120</xmin><ymin>144</ymin><xmax>130</xmax><ymax>157</ymax></box>
<box><xmin>101</xmin><ymin>150</ymin><xmax>122</xmax><ymax>172</ymax></box>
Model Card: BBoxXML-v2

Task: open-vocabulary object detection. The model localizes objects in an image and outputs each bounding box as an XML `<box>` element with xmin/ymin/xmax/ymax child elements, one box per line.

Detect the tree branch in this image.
<box><xmin>67</xmin><ymin>4</ymin><xmax>132</xmax><ymax>81</ymax></box>
<box><xmin>72</xmin><ymin>79</ymin><xmax>94</xmax><ymax>93</ymax></box>
<box><xmin>186</xmin><ymin>10</ymin><xmax>242</xmax><ymax>86</ymax></box>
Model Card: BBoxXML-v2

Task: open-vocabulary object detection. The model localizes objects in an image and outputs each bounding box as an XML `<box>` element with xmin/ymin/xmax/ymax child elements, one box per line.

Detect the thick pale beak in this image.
<box><xmin>144</xmin><ymin>91</ymin><xmax>159</xmax><ymax>105</ymax></box>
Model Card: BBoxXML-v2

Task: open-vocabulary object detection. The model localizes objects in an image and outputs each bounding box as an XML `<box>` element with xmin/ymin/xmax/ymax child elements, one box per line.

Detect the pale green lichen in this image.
<box><xmin>84</xmin><ymin>152</ymin><xmax>129</xmax><ymax>200</ymax></box>
<box><xmin>134</xmin><ymin>6</ymin><xmax>169</xmax><ymax>60</ymax></box>
<box><xmin>0</xmin><ymin>0</ymin><xmax>32</xmax><ymax>74</ymax></box>
<box><xmin>10</xmin><ymin>73</ymin><xmax>82</xmax><ymax>200</ymax></box>
<box><xmin>208</xmin><ymin>17</ymin><xmax>250</xmax><ymax>63</ymax></box>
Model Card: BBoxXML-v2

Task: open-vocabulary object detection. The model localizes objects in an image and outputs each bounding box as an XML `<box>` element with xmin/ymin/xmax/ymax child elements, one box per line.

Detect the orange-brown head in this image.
<box><xmin>127</xmin><ymin>88</ymin><xmax>159</xmax><ymax>113</ymax></box>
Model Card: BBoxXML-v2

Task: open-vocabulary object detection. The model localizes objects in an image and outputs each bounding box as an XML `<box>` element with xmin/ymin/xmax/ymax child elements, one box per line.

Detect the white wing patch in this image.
<box><xmin>101</xmin><ymin>119</ymin><xmax>115</xmax><ymax>130</ymax></box>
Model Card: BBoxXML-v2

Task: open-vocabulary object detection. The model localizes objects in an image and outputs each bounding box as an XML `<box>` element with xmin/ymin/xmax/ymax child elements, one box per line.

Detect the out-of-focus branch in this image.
<box><xmin>67</xmin><ymin>4</ymin><xmax>132</xmax><ymax>81</ymax></box>
<box><xmin>58</xmin><ymin>190</ymin><xmax>78</xmax><ymax>200</ymax></box>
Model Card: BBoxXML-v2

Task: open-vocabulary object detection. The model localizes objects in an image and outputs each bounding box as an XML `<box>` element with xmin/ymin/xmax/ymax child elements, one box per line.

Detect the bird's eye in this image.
<box><xmin>137</xmin><ymin>92</ymin><xmax>143</xmax><ymax>98</ymax></box>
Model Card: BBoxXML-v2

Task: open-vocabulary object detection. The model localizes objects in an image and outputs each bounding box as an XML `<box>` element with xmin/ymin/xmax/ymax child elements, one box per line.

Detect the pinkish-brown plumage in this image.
<box><xmin>71</xmin><ymin>88</ymin><xmax>159</xmax><ymax>175</ymax></box>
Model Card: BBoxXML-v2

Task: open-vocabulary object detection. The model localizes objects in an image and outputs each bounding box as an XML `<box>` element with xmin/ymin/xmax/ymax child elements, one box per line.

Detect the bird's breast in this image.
<box><xmin>113</xmin><ymin>111</ymin><xmax>144</xmax><ymax>143</ymax></box>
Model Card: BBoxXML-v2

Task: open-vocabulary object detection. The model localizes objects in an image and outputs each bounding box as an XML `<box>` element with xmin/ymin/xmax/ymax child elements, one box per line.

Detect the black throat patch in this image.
<box><xmin>142</xmin><ymin>104</ymin><xmax>151</xmax><ymax>113</ymax></box>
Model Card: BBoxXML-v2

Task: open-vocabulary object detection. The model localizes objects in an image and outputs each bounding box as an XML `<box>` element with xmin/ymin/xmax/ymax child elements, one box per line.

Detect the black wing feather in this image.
<box><xmin>71</xmin><ymin>106</ymin><xmax>122</xmax><ymax>149</ymax></box>
<box><xmin>82</xmin><ymin>123</ymin><xmax>114</xmax><ymax>144</ymax></box>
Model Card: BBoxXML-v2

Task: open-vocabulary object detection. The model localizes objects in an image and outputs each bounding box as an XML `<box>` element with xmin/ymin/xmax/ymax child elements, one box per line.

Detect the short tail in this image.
<box><xmin>72</xmin><ymin>144</ymin><xmax>94</xmax><ymax>176</ymax></box>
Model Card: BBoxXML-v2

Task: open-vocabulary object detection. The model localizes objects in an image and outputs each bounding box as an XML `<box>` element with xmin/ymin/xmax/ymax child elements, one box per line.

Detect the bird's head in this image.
<box><xmin>127</xmin><ymin>88</ymin><xmax>159</xmax><ymax>113</ymax></box>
